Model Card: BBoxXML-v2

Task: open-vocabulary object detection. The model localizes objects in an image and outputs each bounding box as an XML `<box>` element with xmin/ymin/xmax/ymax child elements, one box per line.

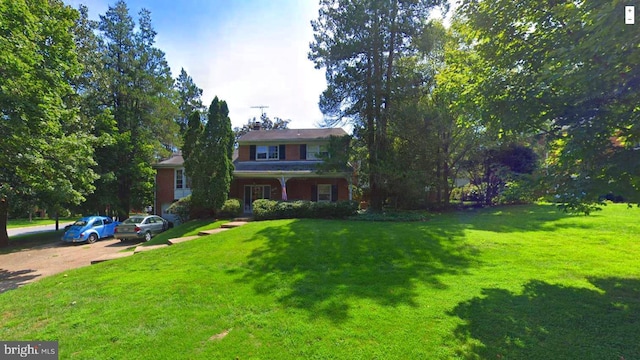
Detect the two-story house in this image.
<box><xmin>153</xmin><ymin>127</ymin><xmax>352</xmax><ymax>217</ymax></box>
<box><xmin>232</xmin><ymin>127</ymin><xmax>352</xmax><ymax>213</ymax></box>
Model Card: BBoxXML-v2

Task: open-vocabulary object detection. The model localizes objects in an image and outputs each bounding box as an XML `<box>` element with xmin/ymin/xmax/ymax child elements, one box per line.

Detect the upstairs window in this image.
<box><xmin>175</xmin><ymin>169</ymin><xmax>191</xmax><ymax>189</ymax></box>
<box><xmin>257</xmin><ymin>145</ymin><xmax>279</xmax><ymax>160</ymax></box>
<box><xmin>307</xmin><ymin>145</ymin><xmax>329</xmax><ymax>160</ymax></box>
<box><xmin>176</xmin><ymin>169</ymin><xmax>184</xmax><ymax>189</ymax></box>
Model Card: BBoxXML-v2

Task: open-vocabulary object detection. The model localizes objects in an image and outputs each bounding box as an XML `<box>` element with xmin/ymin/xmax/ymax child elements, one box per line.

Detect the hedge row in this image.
<box><xmin>252</xmin><ymin>199</ymin><xmax>358</xmax><ymax>220</ymax></box>
<box><xmin>166</xmin><ymin>196</ymin><xmax>242</xmax><ymax>222</ymax></box>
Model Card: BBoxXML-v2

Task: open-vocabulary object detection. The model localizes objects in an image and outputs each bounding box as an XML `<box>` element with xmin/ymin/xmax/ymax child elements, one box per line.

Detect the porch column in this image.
<box><xmin>279</xmin><ymin>176</ymin><xmax>289</xmax><ymax>201</ymax></box>
<box><xmin>346</xmin><ymin>176</ymin><xmax>353</xmax><ymax>201</ymax></box>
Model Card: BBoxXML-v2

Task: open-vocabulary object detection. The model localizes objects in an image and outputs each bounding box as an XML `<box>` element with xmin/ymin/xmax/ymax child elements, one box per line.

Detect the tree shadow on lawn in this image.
<box><xmin>450</xmin><ymin>277</ymin><xmax>640</xmax><ymax>359</ymax></box>
<box><xmin>235</xmin><ymin>219</ymin><xmax>475</xmax><ymax>323</ymax></box>
<box><xmin>449</xmin><ymin>204</ymin><xmax>595</xmax><ymax>234</ymax></box>
<box><xmin>2</xmin><ymin>231</ymin><xmax>67</xmax><ymax>254</ymax></box>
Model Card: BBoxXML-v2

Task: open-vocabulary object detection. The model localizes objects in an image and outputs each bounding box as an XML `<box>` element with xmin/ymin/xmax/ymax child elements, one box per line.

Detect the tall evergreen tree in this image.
<box><xmin>0</xmin><ymin>0</ymin><xmax>97</xmax><ymax>246</ymax></box>
<box><xmin>190</xmin><ymin>97</ymin><xmax>235</xmax><ymax>216</ymax></box>
<box><xmin>71</xmin><ymin>4</ymin><xmax>119</xmax><ymax>216</ymax></box>
<box><xmin>183</xmin><ymin>110</ymin><xmax>204</xmax><ymax>179</ymax></box>
<box><xmin>309</xmin><ymin>0</ymin><xmax>444</xmax><ymax>211</ymax></box>
<box><xmin>97</xmin><ymin>1</ymin><xmax>179</xmax><ymax>218</ymax></box>
<box><xmin>175</xmin><ymin>68</ymin><xmax>204</xmax><ymax>135</ymax></box>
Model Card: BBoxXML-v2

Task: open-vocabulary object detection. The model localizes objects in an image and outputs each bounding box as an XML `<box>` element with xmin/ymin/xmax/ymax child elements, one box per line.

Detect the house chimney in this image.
<box><xmin>253</xmin><ymin>121</ymin><xmax>261</xmax><ymax>131</ymax></box>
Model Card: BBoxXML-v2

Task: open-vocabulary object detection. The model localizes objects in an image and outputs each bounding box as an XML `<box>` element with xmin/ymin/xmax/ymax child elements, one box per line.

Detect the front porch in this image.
<box><xmin>230</xmin><ymin>176</ymin><xmax>351</xmax><ymax>214</ymax></box>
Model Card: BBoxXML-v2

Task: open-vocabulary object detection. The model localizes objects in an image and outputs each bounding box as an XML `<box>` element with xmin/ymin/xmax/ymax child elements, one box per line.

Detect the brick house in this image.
<box><xmin>153</xmin><ymin>152</ymin><xmax>193</xmax><ymax>220</ymax></box>
<box><xmin>153</xmin><ymin>127</ymin><xmax>353</xmax><ymax>217</ymax></box>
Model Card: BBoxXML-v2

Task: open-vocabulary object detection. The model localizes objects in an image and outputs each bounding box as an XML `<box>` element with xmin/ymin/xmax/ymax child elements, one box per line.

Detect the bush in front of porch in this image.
<box><xmin>252</xmin><ymin>199</ymin><xmax>358</xmax><ymax>220</ymax></box>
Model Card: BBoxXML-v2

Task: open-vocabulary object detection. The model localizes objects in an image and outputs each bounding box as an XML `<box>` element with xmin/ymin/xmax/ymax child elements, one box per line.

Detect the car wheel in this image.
<box><xmin>144</xmin><ymin>231</ymin><xmax>152</xmax><ymax>242</ymax></box>
<box><xmin>87</xmin><ymin>233</ymin><xmax>98</xmax><ymax>244</ymax></box>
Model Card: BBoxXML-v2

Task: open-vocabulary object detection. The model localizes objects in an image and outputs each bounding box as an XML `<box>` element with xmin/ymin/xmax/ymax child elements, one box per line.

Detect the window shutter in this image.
<box><xmin>311</xmin><ymin>185</ymin><xmax>317</xmax><ymax>202</ymax></box>
<box><xmin>279</xmin><ymin>144</ymin><xmax>286</xmax><ymax>160</ymax></box>
<box><xmin>249</xmin><ymin>145</ymin><xmax>256</xmax><ymax>160</ymax></box>
<box><xmin>331</xmin><ymin>185</ymin><xmax>338</xmax><ymax>202</ymax></box>
<box><xmin>300</xmin><ymin>144</ymin><xmax>307</xmax><ymax>160</ymax></box>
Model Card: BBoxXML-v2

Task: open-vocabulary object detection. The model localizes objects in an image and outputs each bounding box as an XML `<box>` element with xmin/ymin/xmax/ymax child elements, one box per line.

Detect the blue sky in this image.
<box><xmin>65</xmin><ymin>0</ymin><xmax>328</xmax><ymax>129</ymax></box>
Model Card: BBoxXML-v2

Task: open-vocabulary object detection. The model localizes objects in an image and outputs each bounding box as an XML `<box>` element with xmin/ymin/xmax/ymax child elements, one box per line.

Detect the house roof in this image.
<box><xmin>154</xmin><ymin>153</ymin><xmax>184</xmax><ymax>168</ymax></box>
<box><xmin>237</xmin><ymin>128</ymin><xmax>347</xmax><ymax>144</ymax></box>
<box><xmin>153</xmin><ymin>150</ymin><xmax>239</xmax><ymax>168</ymax></box>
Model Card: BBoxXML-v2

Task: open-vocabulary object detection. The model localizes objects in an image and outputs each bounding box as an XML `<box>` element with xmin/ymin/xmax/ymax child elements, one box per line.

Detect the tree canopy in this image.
<box><xmin>0</xmin><ymin>0</ymin><xmax>97</xmax><ymax>246</ymax></box>
<box><xmin>310</xmin><ymin>0</ymin><xmax>445</xmax><ymax>211</ymax></box>
<box><xmin>455</xmin><ymin>0</ymin><xmax>640</xmax><ymax>211</ymax></box>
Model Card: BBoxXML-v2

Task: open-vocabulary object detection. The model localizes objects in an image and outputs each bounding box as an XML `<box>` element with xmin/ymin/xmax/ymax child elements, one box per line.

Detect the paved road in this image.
<box><xmin>8</xmin><ymin>222</ymin><xmax>74</xmax><ymax>237</ymax></box>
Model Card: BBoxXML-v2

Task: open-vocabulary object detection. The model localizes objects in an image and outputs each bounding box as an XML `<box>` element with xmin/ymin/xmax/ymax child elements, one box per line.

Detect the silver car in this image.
<box><xmin>115</xmin><ymin>215</ymin><xmax>168</xmax><ymax>242</ymax></box>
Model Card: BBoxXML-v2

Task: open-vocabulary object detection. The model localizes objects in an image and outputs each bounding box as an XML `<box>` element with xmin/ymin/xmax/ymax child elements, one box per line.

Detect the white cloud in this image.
<box><xmin>155</xmin><ymin>1</ymin><xmax>327</xmax><ymax>129</ymax></box>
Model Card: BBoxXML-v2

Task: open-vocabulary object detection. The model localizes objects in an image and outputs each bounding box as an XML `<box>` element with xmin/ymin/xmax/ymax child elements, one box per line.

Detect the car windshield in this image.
<box><xmin>123</xmin><ymin>217</ymin><xmax>145</xmax><ymax>224</ymax></box>
<box><xmin>72</xmin><ymin>220</ymin><xmax>88</xmax><ymax>227</ymax></box>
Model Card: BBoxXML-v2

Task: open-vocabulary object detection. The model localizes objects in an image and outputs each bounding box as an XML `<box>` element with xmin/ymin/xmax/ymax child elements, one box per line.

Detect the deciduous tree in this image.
<box><xmin>456</xmin><ymin>0</ymin><xmax>640</xmax><ymax>211</ymax></box>
<box><xmin>0</xmin><ymin>0</ymin><xmax>97</xmax><ymax>246</ymax></box>
<box><xmin>233</xmin><ymin>113</ymin><xmax>290</xmax><ymax>144</ymax></box>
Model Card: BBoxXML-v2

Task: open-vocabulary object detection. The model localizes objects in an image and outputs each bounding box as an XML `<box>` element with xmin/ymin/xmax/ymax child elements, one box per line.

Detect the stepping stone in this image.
<box><xmin>198</xmin><ymin>228</ymin><xmax>230</xmax><ymax>236</ymax></box>
<box><xmin>134</xmin><ymin>244</ymin><xmax>169</xmax><ymax>254</ymax></box>
<box><xmin>167</xmin><ymin>236</ymin><xmax>200</xmax><ymax>245</ymax></box>
<box><xmin>91</xmin><ymin>252</ymin><xmax>134</xmax><ymax>264</ymax></box>
<box><xmin>221</xmin><ymin>221</ymin><xmax>249</xmax><ymax>229</ymax></box>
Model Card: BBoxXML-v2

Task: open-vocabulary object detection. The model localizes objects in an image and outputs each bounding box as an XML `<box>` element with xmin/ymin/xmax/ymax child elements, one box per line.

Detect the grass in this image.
<box><xmin>7</xmin><ymin>218</ymin><xmax>76</xmax><ymax>229</ymax></box>
<box><xmin>142</xmin><ymin>219</ymin><xmax>229</xmax><ymax>246</ymax></box>
<box><xmin>1</xmin><ymin>204</ymin><xmax>639</xmax><ymax>359</ymax></box>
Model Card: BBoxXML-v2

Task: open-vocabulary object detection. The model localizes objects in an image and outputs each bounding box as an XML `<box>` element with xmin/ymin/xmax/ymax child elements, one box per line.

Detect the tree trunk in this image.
<box><xmin>0</xmin><ymin>198</ymin><xmax>9</xmax><ymax>247</ymax></box>
<box><xmin>55</xmin><ymin>211</ymin><xmax>59</xmax><ymax>231</ymax></box>
<box><xmin>369</xmin><ymin>173</ymin><xmax>384</xmax><ymax>212</ymax></box>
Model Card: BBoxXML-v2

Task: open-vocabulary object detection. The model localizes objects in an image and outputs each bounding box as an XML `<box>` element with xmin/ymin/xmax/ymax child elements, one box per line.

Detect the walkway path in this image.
<box><xmin>92</xmin><ymin>220</ymin><xmax>249</xmax><ymax>264</ymax></box>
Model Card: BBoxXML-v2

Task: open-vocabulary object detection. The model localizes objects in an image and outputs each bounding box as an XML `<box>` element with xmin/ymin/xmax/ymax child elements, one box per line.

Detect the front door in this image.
<box><xmin>244</xmin><ymin>185</ymin><xmax>271</xmax><ymax>213</ymax></box>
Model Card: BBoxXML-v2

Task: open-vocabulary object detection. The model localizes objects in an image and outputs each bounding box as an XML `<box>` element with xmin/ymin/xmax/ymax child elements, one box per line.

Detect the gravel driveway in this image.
<box><xmin>0</xmin><ymin>238</ymin><xmax>134</xmax><ymax>294</ymax></box>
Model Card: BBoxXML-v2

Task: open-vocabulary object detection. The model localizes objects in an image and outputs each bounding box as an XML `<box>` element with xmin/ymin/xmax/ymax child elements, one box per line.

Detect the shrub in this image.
<box><xmin>218</xmin><ymin>198</ymin><xmax>241</xmax><ymax>218</ymax></box>
<box><xmin>349</xmin><ymin>210</ymin><xmax>429</xmax><ymax>222</ymax></box>
<box><xmin>497</xmin><ymin>180</ymin><xmax>535</xmax><ymax>205</ymax></box>
<box><xmin>252</xmin><ymin>199</ymin><xmax>278</xmax><ymax>220</ymax></box>
<box><xmin>252</xmin><ymin>200</ymin><xmax>358</xmax><ymax>220</ymax></box>
<box><xmin>166</xmin><ymin>195</ymin><xmax>191</xmax><ymax>223</ymax></box>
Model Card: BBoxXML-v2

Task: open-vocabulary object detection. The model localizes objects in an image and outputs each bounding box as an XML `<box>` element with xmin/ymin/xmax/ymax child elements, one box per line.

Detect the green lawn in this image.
<box><xmin>1</xmin><ymin>204</ymin><xmax>639</xmax><ymax>359</ymax></box>
<box><xmin>142</xmin><ymin>219</ymin><xmax>229</xmax><ymax>246</ymax></box>
<box><xmin>7</xmin><ymin>218</ymin><xmax>76</xmax><ymax>229</ymax></box>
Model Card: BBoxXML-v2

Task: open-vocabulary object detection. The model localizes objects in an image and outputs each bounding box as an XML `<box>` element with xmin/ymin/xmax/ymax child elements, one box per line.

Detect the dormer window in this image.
<box><xmin>307</xmin><ymin>145</ymin><xmax>328</xmax><ymax>160</ymax></box>
<box><xmin>257</xmin><ymin>145</ymin><xmax>279</xmax><ymax>160</ymax></box>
